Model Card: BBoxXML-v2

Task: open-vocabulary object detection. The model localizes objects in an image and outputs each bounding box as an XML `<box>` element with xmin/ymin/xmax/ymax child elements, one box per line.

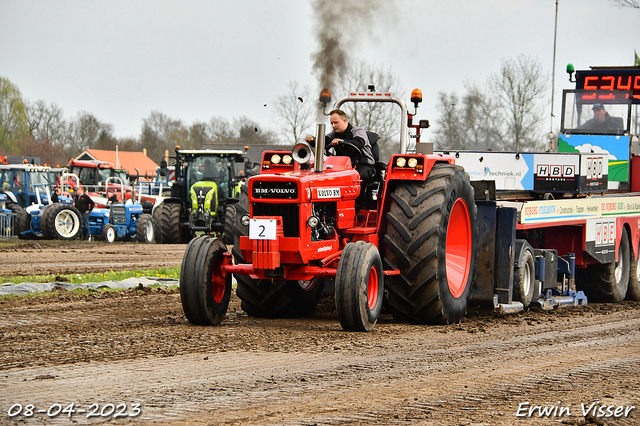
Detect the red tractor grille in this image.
<box><xmin>252</xmin><ymin>203</ymin><xmax>299</xmax><ymax>237</ymax></box>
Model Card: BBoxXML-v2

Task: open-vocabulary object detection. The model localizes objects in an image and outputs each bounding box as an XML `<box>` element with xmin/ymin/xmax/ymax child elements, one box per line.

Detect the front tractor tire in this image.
<box><xmin>335</xmin><ymin>241</ymin><xmax>384</xmax><ymax>332</ymax></box>
<box><xmin>158</xmin><ymin>202</ymin><xmax>185</xmax><ymax>244</ymax></box>
<box><xmin>382</xmin><ymin>163</ymin><xmax>478</xmax><ymax>324</ymax></box>
<box><xmin>102</xmin><ymin>223</ymin><xmax>116</xmax><ymax>243</ymax></box>
<box><xmin>136</xmin><ymin>213</ymin><xmax>155</xmax><ymax>243</ymax></box>
<box><xmin>180</xmin><ymin>236</ymin><xmax>232</xmax><ymax>326</ymax></box>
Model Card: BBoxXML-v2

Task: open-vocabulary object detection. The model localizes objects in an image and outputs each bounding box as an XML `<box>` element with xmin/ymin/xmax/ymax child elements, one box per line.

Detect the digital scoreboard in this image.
<box><xmin>575</xmin><ymin>68</ymin><xmax>640</xmax><ymax>102</ymax></box>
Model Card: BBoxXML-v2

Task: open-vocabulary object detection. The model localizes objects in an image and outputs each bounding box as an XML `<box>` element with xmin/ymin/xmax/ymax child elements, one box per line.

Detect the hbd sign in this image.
<box><xmin>536</xmin><ymin>164</ymin><xmax>575</xmax><ymax>178</ymax></box>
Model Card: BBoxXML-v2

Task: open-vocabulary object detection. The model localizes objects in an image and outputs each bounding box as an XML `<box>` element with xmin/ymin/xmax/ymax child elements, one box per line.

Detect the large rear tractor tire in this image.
<box><xmin>159</xmin><ymin>202</ymin><xmax>182</xmax><ymax>244</ymax></box>
<box><xmin>232</xmin><ymin>184</ymin><xmax>322</xmax><ymax>317</ymax></box>
<box><xmin>382</xmin><ymin>163</ymin><xmax>477</xmax><ymax>324</ymax></box>
<box><xmin>45</xmin><ymin>203</ymin><xmax>82</xmax><ymax>240</ymax></box>
<box><xmin>136</xmin><ymin>213</ymin><xmax>155</xmax><ymax>243</ymax></box>
<box><xmin>180</xmin><ymin>236</ymin><xmax>232</xmax><ymax>325</ymax></box>
<box><xmin>6</xmin><ymin>201</ymin><xmax>30</xmax><ymax>237</ymax></box>
<box><xmin>222</xmin><ymin>204</ymin><xmax>235</xmax><ymax>245</ymax></box>
<box><xmin>576</xmin><ymin>227</ymin><xmax>630</xmax><ymax>302</ymax></box>
<box><xmin>335</xmin><ymin>241</ymin><xmax>384</xmax><ymax>332</ymax></box>
<box><xmin>39</xmin><ymin>205</ymin><xmax>54</xmax><ymax>239</ymax></box>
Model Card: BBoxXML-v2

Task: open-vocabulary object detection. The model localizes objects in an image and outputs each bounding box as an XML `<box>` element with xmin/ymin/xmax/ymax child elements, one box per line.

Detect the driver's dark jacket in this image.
<box><xmin>325</xmin><ymin>123</ymin><xmax>375</xmax><ymax>166</ymax></box>
<box><xmin>580</xmin><ymin>112</ymin><xmax>624</xmax><ymax>131</ymax></box>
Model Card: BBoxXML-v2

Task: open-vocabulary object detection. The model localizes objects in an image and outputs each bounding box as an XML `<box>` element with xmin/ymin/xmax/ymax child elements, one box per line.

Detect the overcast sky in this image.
<box><xmin>1</xmin><ymin>0</ymin><xmax>638</xmax><ymax>142</ymax></box>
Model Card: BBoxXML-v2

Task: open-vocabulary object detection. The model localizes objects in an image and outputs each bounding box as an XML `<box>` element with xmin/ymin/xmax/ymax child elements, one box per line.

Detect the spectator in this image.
<box><xmin>51</xmin><ymin>187</ymin><xmax>61</xmax><ymax>203</ymax></box>
<box><xmin>107</xmin><ymin>191</ymin><xmax>119</xmax><ymax>204</ymax></box>
<box><xmin>74</xmin><ymin>187</ymin><xmax>95</xmax><ymax>241</ymax></box>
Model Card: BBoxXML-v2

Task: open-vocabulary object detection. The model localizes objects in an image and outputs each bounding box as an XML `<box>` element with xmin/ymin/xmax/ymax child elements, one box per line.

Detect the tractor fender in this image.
<box><xmin>160</xmin><ymin>197</ymin><xmax>187</xmax><ymax>209</ymax></box>
<box><xmin>4</xmin><ymin>191</ymin><xmax>18</xmax><ymax>205</ymax></box>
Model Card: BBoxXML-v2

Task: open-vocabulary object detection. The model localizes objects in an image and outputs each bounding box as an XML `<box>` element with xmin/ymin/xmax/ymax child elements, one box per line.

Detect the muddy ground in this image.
<box><xmin>0</xmin><ymin>240</ymin><xmax>639</xmax><ymax>425</ymax></box>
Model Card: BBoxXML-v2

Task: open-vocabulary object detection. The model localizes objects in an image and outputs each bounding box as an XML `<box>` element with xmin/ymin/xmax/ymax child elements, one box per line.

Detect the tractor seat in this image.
<box><xmin>366</xmin><ymin>132</ymin><xmax>381</xmax><ymax>163</ymax></box>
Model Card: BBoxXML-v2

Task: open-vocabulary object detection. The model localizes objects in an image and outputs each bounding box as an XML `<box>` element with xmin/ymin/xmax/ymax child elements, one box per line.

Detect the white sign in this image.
<box><xmin>316</xmin><ymin>188</ymin><xmax>341</xmax><ymax>199</ymax></box>
<box><xmin>249</xmin><ymin>218</ymin><xmax>277</xmax><ymax>240</ymax></box>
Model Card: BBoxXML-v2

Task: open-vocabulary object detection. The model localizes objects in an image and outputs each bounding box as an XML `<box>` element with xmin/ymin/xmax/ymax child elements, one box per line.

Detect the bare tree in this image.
<box><xmin>337</xmin><ymin>63</ymin><xmax>404</xmax><ymax>160</ymax></box>
<box><xmin>433</xmin><ymin>92</ymin><xmax>464</xmax><ymax>150</ymax></box>
<box><xmin>141</xmin><ymin>111</ymin><xmax>185</xmax><ymax>162</ymax></box>
<box><xmin>208</xmin><ymin>116</ymin><xmax>235</xmax><ymax>144</ymax></box>
<box><xmin>234</xmin><ymin>116</ymin><xmax>279</xmax><ymax>145</ymax></box>
<box><xmin>488</xmin><ymin>55</ymin><xmax>548</xmax><ymax>151</ymax></box>
<box><xmin>273</xmin><ymin>81</ymin><xmax>314</xmax><ymax>145</ymax></box>
<box><xmin>434</xmin><ymin>57</ymin><xmax>547</xmax><ymax>152</ymax></box>
<box><xmin>609</xmin><ymin>0</ymin><xmax>640</xmax><ymax>7</ymax></box>
<box><xmin>187</xmin><ymin>121</ymin><xmax>210</xmax><ymax>149</ymax></box>
<box><xmin>26</xmin><ymin>100</ymin><xmax>67</xmax><ymax>147</ymax></box>
<box><xmin>65</xmin><ymin>111</ymin><xmax>114</xmax><ymax>156</ymax></box>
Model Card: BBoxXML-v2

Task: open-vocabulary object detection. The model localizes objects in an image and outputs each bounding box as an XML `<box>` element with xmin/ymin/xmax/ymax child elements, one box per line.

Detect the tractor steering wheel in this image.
<box><xmin>325</xmin><ymin>140</ymin><xmax>363</xmax><ymax>165</ymax></box>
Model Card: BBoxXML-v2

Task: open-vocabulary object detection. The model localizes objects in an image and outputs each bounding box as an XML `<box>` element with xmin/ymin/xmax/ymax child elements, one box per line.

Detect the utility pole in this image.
<box><xmin>549</xmin><ymin>0</ymin><xmax>559</xmax><ymax>151</ymax></box>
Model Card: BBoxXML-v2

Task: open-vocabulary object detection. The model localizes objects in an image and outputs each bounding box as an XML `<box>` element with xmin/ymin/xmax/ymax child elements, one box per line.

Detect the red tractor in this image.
<box><xmin>180</xmin><ymin>88</ymin><xmax>477</xmax><ymax>332</ymax></box>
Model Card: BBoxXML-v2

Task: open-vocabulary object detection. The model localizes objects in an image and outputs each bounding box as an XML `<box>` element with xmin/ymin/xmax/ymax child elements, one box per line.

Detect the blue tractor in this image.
<box><xmin>1</xmin><ymin>164</ymin><xmax>82</xmax><ymax>240</ymax></box>
<box><xmin>85</xmin><ymin>201</ymin><xmax>154</xmax><ymax>243</ymax></box>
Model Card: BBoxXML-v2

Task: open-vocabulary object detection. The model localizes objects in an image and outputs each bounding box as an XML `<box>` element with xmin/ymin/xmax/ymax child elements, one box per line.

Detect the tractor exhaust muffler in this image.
<box><xmin>314</xmin><ymin>124</ymin><xmax>325</xmax><ymax>173</ymax></box>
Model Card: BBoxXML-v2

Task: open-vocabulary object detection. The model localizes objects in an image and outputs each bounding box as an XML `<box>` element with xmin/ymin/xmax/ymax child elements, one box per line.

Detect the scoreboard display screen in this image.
<box><xmin>575</xmin><ymin>68</ymin><xmax>640</xmax><ymax>102</ymax></box>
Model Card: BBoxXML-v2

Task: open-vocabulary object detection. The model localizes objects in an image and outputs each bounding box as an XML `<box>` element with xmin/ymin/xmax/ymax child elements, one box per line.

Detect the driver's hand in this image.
<box><xmin>331</xmin><ymin>138</ymin><xmax>341</xmax><ymax>146</ymax></box>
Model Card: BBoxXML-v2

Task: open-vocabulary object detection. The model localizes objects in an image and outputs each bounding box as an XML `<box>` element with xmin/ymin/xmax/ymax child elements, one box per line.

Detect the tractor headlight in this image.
<box><xmin>396</xmin><ymin>157</ymin><xmax>406</xmax><ymax>167</ymax></box>
<box><xmin>307</xmin><ymin>216</ymin><xmax>320</xmax><ymax>228</ymax></box>
<box><xmin>271</xmin><ymin>154</ymin><xmax>281</xmax><ymax>164</ymax></box>
<box><xmin>105</xmin><ymin>212</ymin><xmax>110</xmax><ymax>219</ymax></box>
<box><xmin>282</xmin><ymin>154</ymin><xmax>292</xmax><ymax>165</ymax></box>
<box><xmin>407</xmin><ymin>158</ymin><xmax>418</xmax><ymax>168</ymax></box>
<box><xmin>241</xmin><ymin>214</ymin><xmax>251</xmax><ymax>226</ymax></box>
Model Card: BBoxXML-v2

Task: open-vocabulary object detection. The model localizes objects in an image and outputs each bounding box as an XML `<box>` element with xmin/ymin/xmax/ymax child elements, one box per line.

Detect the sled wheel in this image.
<box><xmin>136</xmin><ymin>213</ymin><xmax>154</xmax><ymax>243</ymax></box>
<box><xmin>46</xmin><ymin>203</ymin><xmax>82</xmax><ymax>240</ymax></box>
<box><xmin>180</xmin><ymin>236</ymin><xmax>232</xmax><ymax>325</ymax></box>
<box><xmin>628</xmin><ymin>239</ymin><xmax>640</xmax><ymax>301</ymax></box>
<box><xmin>577</xmin><ymin>226</ymin><xmax>630</xmax><ymax>302</ymax></box>
<box><xmin>335</xmin><ymin>241</ymin><xmax>383</xmax><ymax>332</ymax></box>
<box><xmin>102</xmin><ymin>223</ymin><xmax>116</xmax><ymax>243</ymax></box>
<box><xmin>514</xmin><ymin>248</ymin><xmax>536</xmax><ymax>307</ymax></box>
<box><xmin>382</xmin><ymin>163</ymin><xmax>477</xmax><ymax>324</ymax></box>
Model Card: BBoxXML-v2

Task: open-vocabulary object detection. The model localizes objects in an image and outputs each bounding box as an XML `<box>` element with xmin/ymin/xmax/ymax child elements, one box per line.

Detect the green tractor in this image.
<box><xmin>153</xmin><ymin>148</ymin><xmax>248</xmax><ymax>244</ymax></box>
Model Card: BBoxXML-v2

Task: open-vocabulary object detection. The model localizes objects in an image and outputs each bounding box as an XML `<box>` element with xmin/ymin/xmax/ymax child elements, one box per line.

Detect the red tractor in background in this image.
<box><xmin>180</xmin><ymin>88</ymin><xmax>478</xmax><ymax>331</ymax></box>
<box><xmin>66</xmin><ymin>159</ymin><xmax>160</xmax><ymax>207</ymax></box>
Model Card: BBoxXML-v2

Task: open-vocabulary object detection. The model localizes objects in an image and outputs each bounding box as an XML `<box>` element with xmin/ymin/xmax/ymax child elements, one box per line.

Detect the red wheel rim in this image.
<box><xmin>211</xmin><ymin>256</ymin><xmax>230</xmax><ymax>303</ymax></box>
<box><xmin>445</xmin><ymin>198</ymin><xmax>472</xmax><ymax>298</ymax></box>
<box><xmin>367</xmin><ymin>265</ymin><xmax>379</xmax><ymax>310</ymax></box>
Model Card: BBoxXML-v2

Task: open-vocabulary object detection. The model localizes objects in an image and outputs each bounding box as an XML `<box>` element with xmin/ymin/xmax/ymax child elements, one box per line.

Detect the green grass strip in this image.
<box><xmin>1</xmin><ymin>266</ymin><xmax>181</xmax><ymax>285</ymax></box>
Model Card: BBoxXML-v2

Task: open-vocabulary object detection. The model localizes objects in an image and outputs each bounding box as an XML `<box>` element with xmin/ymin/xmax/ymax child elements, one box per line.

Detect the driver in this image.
<box><xmin>306</xmin><ymin>109</ymin><xmax>375</xmax><ymax>210</ymax></box>
<box><xmin>580</xmin><ymin>103</ymin><xmax>624</xmax><ymax>131</ymax></box>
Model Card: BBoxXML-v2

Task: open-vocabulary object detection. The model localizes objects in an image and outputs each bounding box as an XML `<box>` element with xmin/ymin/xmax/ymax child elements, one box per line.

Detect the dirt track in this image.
<box><xmin>1</xmin><ymin>241</ymin><xmax>639</xmax><ymax>425</ymax></box>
